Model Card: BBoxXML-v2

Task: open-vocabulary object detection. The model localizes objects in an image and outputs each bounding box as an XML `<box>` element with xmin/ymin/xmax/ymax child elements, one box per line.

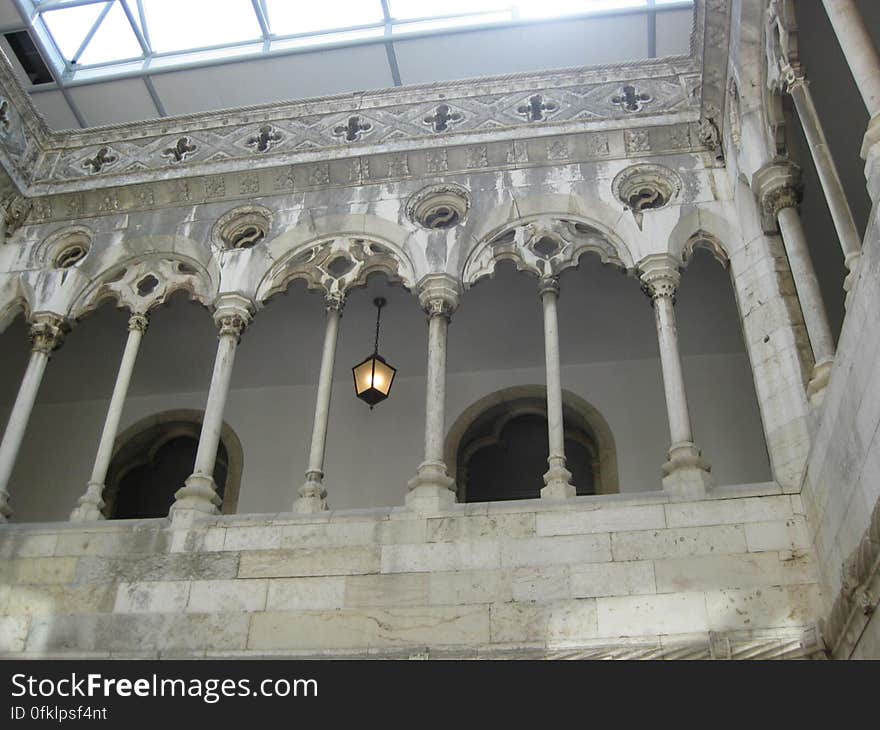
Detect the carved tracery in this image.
<box><xmin>257</xmin><ymin>236</ymin><xmax>416</xmax><ymax>303</ymax></box>
<box><xmin>463</xmin><ymin>217</ymin><xmax>629</xmax><ymax>287</ymax></box>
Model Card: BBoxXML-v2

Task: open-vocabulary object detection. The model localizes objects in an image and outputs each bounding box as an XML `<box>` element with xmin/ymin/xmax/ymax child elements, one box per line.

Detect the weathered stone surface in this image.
<box><xmin>187</xmin><ymin>579</ymin><xmax>268</xmax><ymax>613</ymax></box>
<box><xmin>500</xmin><ymin>534</ymin><xmax>612</xmax><ymax>567</ymax></box>
<box><xmin>664</xmin><ymin>495</ymin><xmax>792</xmax><ymax>528</ymax></box>
<box><xmin>426</xmin><ymin>513</ymin><xmax>535</xmax><ymax>542</ymax></box>
<box><xmin>611</xmin><ymin>525</ymin><xmax>747</xmax><ymax>561</ymax></box>
<box><xmin>490</xmin><ymin>599</ymin><xmax>598</xmax><ymax>645</ymax></box>
<box><xmin>536</xmin><ymin>505</ymin><xmax>666</xmax><ymax>536</ymax></box>
<box><xmin>248</xmin><ymin>606</ymin><xmax>490</xmax><ymax>650</ymax></box>
<box><xmin>6</xmin><ymin>584</ymin><xmax>116</xmax><ymax>615</ymax></box>
<box><xmin>76</xmin><ymin>553</ymin><xmax>239</xmax><ymax>583</ymax></box>
<box><xmin>705</xmin><ymin>584</ymin><xmax>821</xmax><ymax>631</ymax></box>
<box><xmin>597</xmin><ymin>592</ymin><xmax>710</xmax><ymax>637</ymax></box>
<box><xmin>0</xmin><ymin>616</ymin><xmax>29</xmax><ymax>653</ymax></box>
<box><xmin>11</xmin><ymin>557</ymin><xmax>78</xmax><ymax>585</ymax></box>
<box><xmin>266</xmin><ymin>577</ymin><xmax>345</xmax><ymax>611</ymax></box>
<box><xmin>570</xmin><ymin>561</ymin><xmax>656</xmax><ymax>599</ymax></box>
<box><xmin>655</xmin><ymin>553</ymin><xmax>787</xmax><ymax>593</ymax></box>
<box><xmin>429</xmin><ymin>569</ymin><xmax>512</xmax><ymax>605</ymax></box>
<box><xmin>511</xmin><ymin>566</ymin><xmax>570</xmax><ymax>602</ymax></box>
<box><xmin>239</xmin><ymin>547</ymin><xmax>379</xmax><ymax>578</ymax></box>
<box><xmin>381</xmin><ymin>541</ymin><xmax>500</xmax><ymax>573</ymax></box>
<box><xmin>744</xmin><ymin>517</ymin><xmax>811</xmax><ymax>552</ymax></box>
<box><xmin>346</xmin><ymin>574</ymin><xmax>429</xmax><ymax>608</ymax></box>
<box><xmin>115</xmin><ymin>581</ymin><xmax>190</xmax><ymax>614</ymax></box>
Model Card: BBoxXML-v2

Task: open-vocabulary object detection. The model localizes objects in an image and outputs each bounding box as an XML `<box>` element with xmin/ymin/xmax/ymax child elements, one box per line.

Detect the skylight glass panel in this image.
<box><xmin>392</xmin><ymin>12</ymin><xmax>512</xmax><ymax>34</ymax></box>
<box><xmin>42</xmin><ymin>1</ymin><xmax>108</xmax><ymax>61</ymax></box>
<box><xmin>265</xmin><ymin>1</ymin><xmax>385</xmax><ymax>36</ymax></box>
<box><xmin>389</xmin><ymin>1</ymin><xmax>515</xmax><ymax>21</ymax></box>
<box><xmin>142</xmin><ymin>0</ymin><xmax>262</xmax><ymax>53</ymax></box>
<box><xmin>77</xmin><ymin>1</ymin><xmax>143</xmax><ymax>66</ymax></box>
<box><xmin>518</xmin><ymin>0</ymin><xmax>647</xmax><ymax>18</ymax></box>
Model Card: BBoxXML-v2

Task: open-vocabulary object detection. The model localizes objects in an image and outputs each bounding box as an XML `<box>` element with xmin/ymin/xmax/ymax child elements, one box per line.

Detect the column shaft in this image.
<box><xmin>172</xmin><ymin>303</ymin><xmax>250</xmax><ymax>519</ymax></box>
<box><xmin>789</xmin><ymin>81</ymin><xmax>863</xmax><ymax>274</ymax></box>
<box><xmin>0</xmin><ymin>350</ymin><xmax>50</xmax><ymax>520</ymax></box>
<box><xmin>640</xmin><ymin>257</ymin><xmax>711</xmax><ymax>497</ymax></box>
<box><xmin>406</xmin><ymin>274</ymin><xmax>459</xmax><ymax>513</ymax></box>
<box><xmin>71</xmin><ymin>314</ymin><xmax>147</xmax><ymax>521</ymax></box>
<box><xmin>822</xmin><ymin>0</ymin><xmax>880</xmax><ymax>118</ymax></box>
<box><xmin>776</xmin><ymin>206</ymin><xmax>836</xmax><ymax>371</ymax></box>
<box><xmin>295</xmin><ymin>299</ymin><xmax>342</xmax><ymax>513</ymax></box>
<box><xmin>539</xmin><ymin>278</ymin><xmax>574</xmax><ymax>499</ymax></box>
<box><xmin>654</xmin><ymin>296</ymin><xmax>693</xmax><ymax>446</ymax></box>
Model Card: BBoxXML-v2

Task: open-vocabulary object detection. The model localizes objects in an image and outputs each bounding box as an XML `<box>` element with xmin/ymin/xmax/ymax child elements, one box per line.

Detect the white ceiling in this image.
<box><xmin>0</xmin><ymin>0</ymin><xmax>694</xmax><ymax>129</ymax></box>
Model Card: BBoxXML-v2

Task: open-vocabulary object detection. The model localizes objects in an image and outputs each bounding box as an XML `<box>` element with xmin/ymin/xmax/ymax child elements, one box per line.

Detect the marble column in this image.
<box><xmin>754</xmin><ymin>160</ymin><xmax>835</xmax><ymax>405</ymax></box>
<box><xmin>294</xmin><ymin>292</ymin><xmax>344</xmax><ymax>514</ymax></box>
<box><xmin>639</xmin><ymin>255</ymin><xmax>712</xmax><ymax>497</ymax></box>
<box><xmin>171</xmin><ymin>294</ymin><xmax>253</xmax><ymax>520</ymax></box>
<box><xmin>70</xmin><ymin>313</ymin><xmax>149</xmax><ymax>522</ymax></box>
<box><xmin>822</xmin><ymin>0</ymin><xmax>880</xmax><ymax>119</ymax></box>
<box><xmin>538</xmin><ymin>276</ymin><xmax>575</xmax><ymax>499</ymax></box>
<box><xmin>0</xmin><ymin>313</ymin><xmax>66</xmax><ymax>521</ymax></box>
<box><xmin>406</xmin><ymin>274</ymin><xmax>460</xmax><ymax>513</ymax></box>
<box><xmin>786</xmin><ymin>70</ymin><xmax>863</xmax><ymax>292</ymax></box>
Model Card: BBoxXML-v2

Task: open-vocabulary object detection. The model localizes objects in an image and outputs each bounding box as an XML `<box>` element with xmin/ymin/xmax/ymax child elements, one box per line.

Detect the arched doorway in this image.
<box><xmin>445</xmin><ymin>386</ymin><xmax>619</xmax><ymax>502</ymax></box>
<box><xmin>103</xmin><ymin>409</ymin><xmax>243</xmax><ymax>518</ymax></box>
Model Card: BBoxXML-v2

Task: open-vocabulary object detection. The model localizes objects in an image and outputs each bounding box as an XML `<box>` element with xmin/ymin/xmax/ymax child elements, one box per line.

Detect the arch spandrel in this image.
<box><xmin>666</xmin><ymin>206</ymin><xmax>738</xmax><ymax>266</ymax></box>
<box><xmin>0</xmin><ymin>273</ymin><xmax>27</xmax><ymax>334</ymax></box>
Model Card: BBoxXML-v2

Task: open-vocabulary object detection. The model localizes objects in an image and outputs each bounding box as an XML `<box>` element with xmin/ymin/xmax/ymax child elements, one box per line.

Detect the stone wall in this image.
<box><xmin>802</xmin><ymin>196</ymin><xmax>880</xmax><ymax>659</ymax></box>
<box><xmin>0</xmin><ymin>486</ymin><xmax>821</xmax><ymax>659</ymax></box>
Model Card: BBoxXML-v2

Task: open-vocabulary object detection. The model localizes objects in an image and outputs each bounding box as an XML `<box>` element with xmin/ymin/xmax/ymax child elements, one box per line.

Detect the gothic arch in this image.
<box><xmin>255</xmin><ymin>232</ymin><xmax>417</xmax><ymax>304</ymax></box>
<box><xmin>445</xmin><ymin>385</ymin><xmax>619</xmax><ymax>497</ymax></box>
<box><xmin>462</xmin><ymin>214</ymin><xmax>633</xmax><ymax>288</ymax></box>
<box><xmin>105</xmin><ymin>409</ymin><xmax>243</xmax><ymax>518</ymax></box>
<box><xmin>70</xmin><ymin>251</ymin><xmax>218</xmax><ymax>321</ymax></box>
<box><xmin>667</xmin><ymin>207</ymin><xmax>736</xmax><ymax>266</ymax></box>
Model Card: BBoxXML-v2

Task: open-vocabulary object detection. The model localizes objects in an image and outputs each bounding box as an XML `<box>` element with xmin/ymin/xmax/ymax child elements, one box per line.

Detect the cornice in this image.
<box><xmin>23</xmin><ymin>122</ymin><xmax>706</xmax><ymax>226</ymax></box>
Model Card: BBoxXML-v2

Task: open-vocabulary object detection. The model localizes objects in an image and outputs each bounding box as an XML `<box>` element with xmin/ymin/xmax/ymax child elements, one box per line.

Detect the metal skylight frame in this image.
<box><xmin>10</xmin><ymin>0</ymin><xmax>693</xmax><ymax>127</ymax></box>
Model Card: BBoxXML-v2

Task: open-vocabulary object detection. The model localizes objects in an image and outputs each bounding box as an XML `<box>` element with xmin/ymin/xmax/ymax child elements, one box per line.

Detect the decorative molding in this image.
<box><xmin>406</xmin><ymin>183</ymin><xmax>470</xmax><ymax>229</ymax></box>
<box><xmin>17</xmin><ymin>124</ymin><xmax>705</xmax><ymax>225</ymax></box>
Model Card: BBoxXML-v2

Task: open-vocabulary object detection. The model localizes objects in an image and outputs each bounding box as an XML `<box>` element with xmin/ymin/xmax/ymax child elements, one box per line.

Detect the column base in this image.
<box><xmin>293</xmin><ymin>472</ymin><xmax>329</xmax><ymax>514</ymax></box>
<box><xmin>807</xmin><ymin>359</ymin><xmax>833</xmax><ymax>407</ymax></box>
<box><xmin>69</xmin><ymin>481</ymin><xmax>106</xmax><ymax>522</ymax></box>
<box><xmin>406</xmin><ymin>461</ymin><xmax>456</xmax><ymax>513</ymax></box>
<box><xmin>661</xmin><ymin>441</ymin><xmax>713</xmax><ymax>498</ymax></box>
<box><xmin>170</xmin><ymin>472</ymin><xmax>221</xmax><ymax>524</ymax></box>
<box><xmin>541</xmin><ymin>459</ymin><xmax>576</xmax><ymax>499</ymax></box>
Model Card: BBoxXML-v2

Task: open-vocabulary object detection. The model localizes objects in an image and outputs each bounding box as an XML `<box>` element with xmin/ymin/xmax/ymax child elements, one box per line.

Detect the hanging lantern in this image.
<box><xmin>353</xmin><ymin>297</ymin><xmax>396</xmax><ymax>408</ymax></box>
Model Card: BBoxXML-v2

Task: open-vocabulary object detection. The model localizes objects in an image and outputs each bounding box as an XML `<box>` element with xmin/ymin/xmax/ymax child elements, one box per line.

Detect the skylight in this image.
<box><xmin>20</xmin><ymin>0</ymin><xmax>693</xmax><ymax>84</ymax></box>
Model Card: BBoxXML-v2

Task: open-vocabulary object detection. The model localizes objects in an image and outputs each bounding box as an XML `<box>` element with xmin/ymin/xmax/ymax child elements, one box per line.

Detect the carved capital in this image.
<box><xmin>212</xmin><ymin>293</ymin><xmax>255</xmax><ymax>340</ymax></box>
<box><xmin>417</xmin><ymin>273</ymin><xmax>461</xmax><ymax>319</ymax></box>
<box><xmin>637</xmin><ymin>254</ymin><xmax>681</xmax><ymax>305</ymax></box>
<box><xmin>128</xmin><ymin>313</ymin><xmax>149</xmax><ymax>333</ymax></box>
<box><xmin>324</xmin><ymin>291</ymin><xmax>346</xmax><ymax>313</ymax></box>
<box><xmin>28</xmin><ymin>313</ymin><xmax>67</xmax><ymax>354</ymax></box>
<box><xmin>753</xmin><ymin>158</ymin><xmax>802</xmax><ymax>231</ymax></box>
<box><xmin>538</xmin><ymin>275</ymin><xmax>560</xmax><ymax>299</ymax></box>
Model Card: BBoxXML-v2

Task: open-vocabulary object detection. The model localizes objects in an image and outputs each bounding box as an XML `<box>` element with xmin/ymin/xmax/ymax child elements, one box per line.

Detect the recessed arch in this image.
<box><xmin>104</xmin><ymin>409</ymin><xmax>243</xmax><ymax>518</ymax></box>
<box><xmin>445</xmin><ymin>385</ymin><xmax>619</xmax><ymax>500</ymax></box>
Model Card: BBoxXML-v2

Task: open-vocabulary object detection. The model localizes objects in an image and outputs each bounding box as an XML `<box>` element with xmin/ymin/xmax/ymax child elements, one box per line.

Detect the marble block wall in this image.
<box><xmin>0</xmin><ymin>486</ymin><xmax>822</xmax><ymax>659</ymax></box>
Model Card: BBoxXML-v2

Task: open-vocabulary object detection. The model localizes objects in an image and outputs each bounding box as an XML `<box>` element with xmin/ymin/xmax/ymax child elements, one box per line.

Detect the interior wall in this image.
<box><xmin>0</xmin><ymin>351</ymin><xmax>770</xmax><ymax>523</ymax></box>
